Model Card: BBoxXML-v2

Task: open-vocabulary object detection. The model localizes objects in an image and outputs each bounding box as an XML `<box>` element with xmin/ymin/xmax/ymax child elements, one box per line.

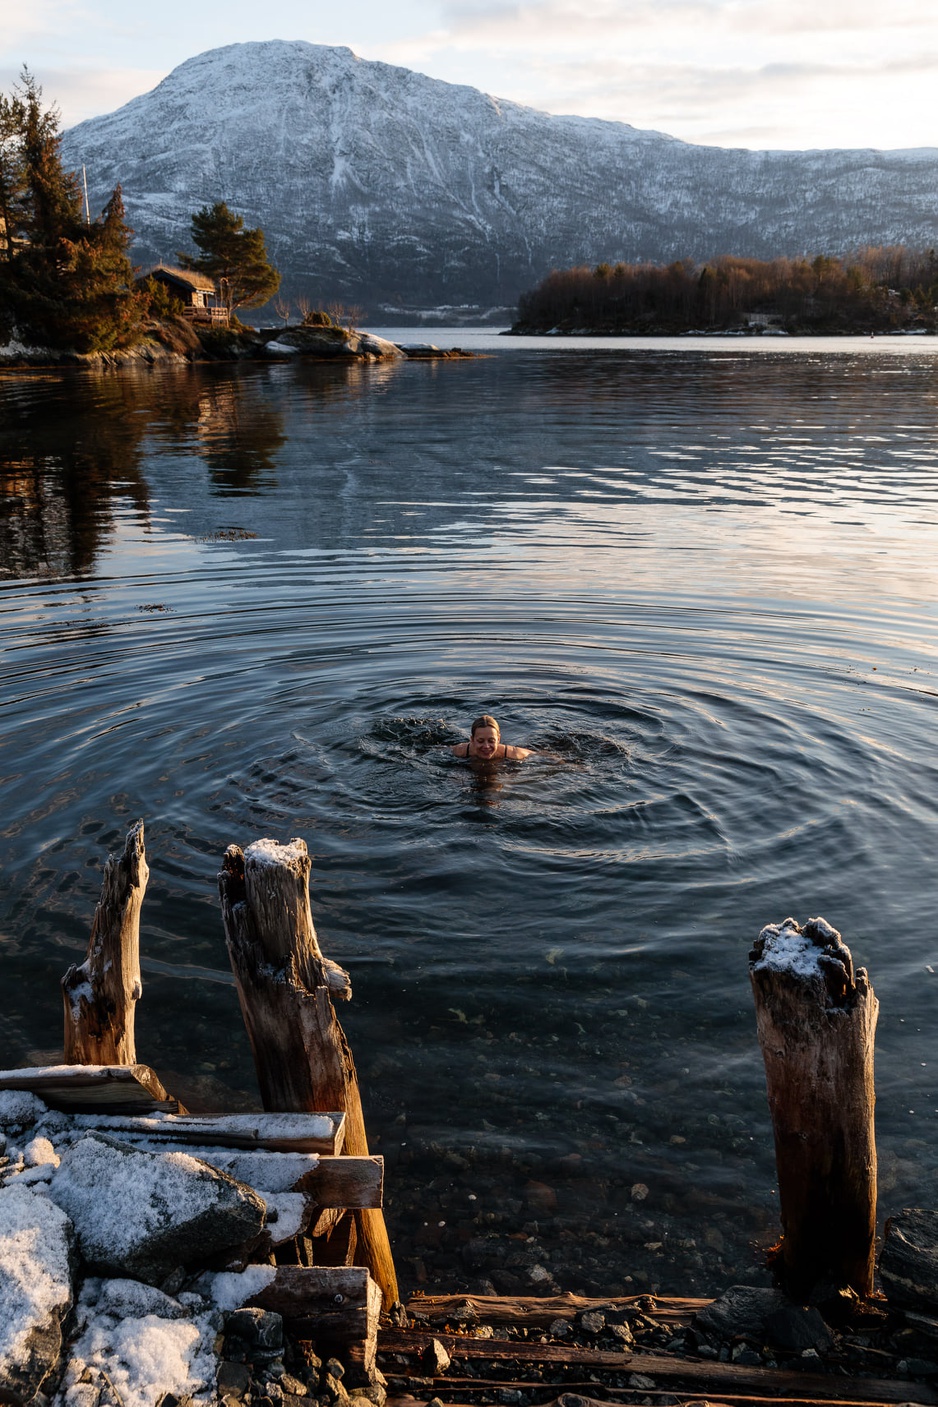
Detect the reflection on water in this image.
<box><xmin>1</xmin><ymin>344</ymin><xmax>938</xmax><ymax>1297</ymax></box>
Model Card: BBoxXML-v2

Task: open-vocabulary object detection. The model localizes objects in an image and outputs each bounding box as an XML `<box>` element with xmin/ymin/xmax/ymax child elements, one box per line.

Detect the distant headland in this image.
<box><xmin>509</xmin><ymin>249</ymin><xmax>938</xmax><ymax>337</ymax></box>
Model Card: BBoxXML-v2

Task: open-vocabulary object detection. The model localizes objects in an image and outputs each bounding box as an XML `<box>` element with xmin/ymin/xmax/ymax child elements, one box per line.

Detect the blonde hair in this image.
<box><xmin>471</xmin><ymin>714</ymin><xmax>500</xmax><ymax>737</ymax></box>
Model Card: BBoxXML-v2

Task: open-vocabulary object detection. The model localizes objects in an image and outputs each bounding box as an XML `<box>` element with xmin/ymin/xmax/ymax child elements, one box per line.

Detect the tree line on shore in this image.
<box><xmin>1</xmin><ymin>70</ymin><xmax>279</xmax><ymax>353</ymax></box>
<box><xmin>514</xmin><ymin>248</ymin><xmax>938</xmax><ymax>334</ymax></box>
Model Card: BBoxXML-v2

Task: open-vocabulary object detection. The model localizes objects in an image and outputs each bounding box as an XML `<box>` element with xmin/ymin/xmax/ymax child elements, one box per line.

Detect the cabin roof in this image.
<box><xmin>143</xmin><ymin>263</ymin><xmax>217</xmax><ymax>293</ymax></box>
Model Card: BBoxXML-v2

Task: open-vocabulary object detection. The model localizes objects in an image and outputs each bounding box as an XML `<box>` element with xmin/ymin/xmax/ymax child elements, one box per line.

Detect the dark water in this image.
<box><xmin>2</xmin><ymin>340</ymin><xmax>938</xmax><ymax>1298</ymax></box>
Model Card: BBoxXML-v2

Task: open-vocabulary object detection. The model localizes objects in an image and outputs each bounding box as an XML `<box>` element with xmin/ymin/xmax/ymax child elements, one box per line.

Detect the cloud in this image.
<box><xmin>376</xmin><ymin>0</ymin><xmax>938</xmax><ymax>147</ymax></box>
<box><xmin>0</xmin><ymin>64</ymin><xmax>165</xmax><ymax>127</ymax></box>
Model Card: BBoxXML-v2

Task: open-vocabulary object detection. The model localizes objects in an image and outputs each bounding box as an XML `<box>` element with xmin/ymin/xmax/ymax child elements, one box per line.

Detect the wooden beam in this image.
<box><xmin>69</xmin><ymin>1110</ymin><xmax>345</xmax><ymax>1154</ymax></box>
<box><xmin>62</xmin><ymin>819</ymin><xmax>147</xmax><ymax>1066</ymax></box>
<box><xmin>388</xmin><ymin>1394</ymin><xmax>922</xmax><ymax>1407</ymax></box>
<box><xmin>0</xmin><ymin>1063</ymin><xmax>184</xmax><ymax>1114</ymax></box>
<box><xmin>299</xmin><ymin>1154</ymin><xmax>383</xmax><ymax>1209</ymax></box>
<box><xmin>248</xmin><ymin>1266</ymin><xmax>381</xmax><ymax>1369</ymax></box>
<box><xmin>377</xmin><ymin>1330</ymin><xmax>936</xmax><ymax>1406</ymax></box>
<box><xmin>406</xmin><ymin>1292</ymin><xmax>709</xmax><ymax>1328</ymax></box>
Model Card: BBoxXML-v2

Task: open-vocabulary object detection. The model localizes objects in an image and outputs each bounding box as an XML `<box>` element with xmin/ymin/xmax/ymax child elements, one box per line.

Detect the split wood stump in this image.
<box><xmin>61</xmin><ymin>819</ymin><xmax>148</xmax><ymax>1065</ymax></box>
<box><xmin>219</xmin><ymin>836</ymin><xmax>398</xmax><ymax>1309</ymax></box>
<box><xmin>750</xmin><ymin>915</ymin><xmax>878</xmax><ymax>1298</ymax></box>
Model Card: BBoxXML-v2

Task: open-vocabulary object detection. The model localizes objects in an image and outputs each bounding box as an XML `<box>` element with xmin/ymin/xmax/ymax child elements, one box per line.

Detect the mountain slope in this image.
<box><xmin>61</xmin><ymin>41</ymin><xmax>938</xmax><ymax>317</ymax></box>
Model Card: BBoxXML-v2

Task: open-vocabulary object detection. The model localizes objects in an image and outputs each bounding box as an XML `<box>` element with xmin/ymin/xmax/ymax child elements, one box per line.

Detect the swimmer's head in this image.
<box><xmin>470</xmin><ymin>714</ymin><xmax>500</xmax><ymax>758</ymax></box>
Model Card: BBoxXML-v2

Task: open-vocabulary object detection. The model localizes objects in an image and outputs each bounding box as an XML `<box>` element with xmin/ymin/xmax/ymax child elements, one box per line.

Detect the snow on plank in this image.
<box><xmin>0</xmin><ymin>1064</ymin><xmax>183</xmax><ymax>1114</ymax></box>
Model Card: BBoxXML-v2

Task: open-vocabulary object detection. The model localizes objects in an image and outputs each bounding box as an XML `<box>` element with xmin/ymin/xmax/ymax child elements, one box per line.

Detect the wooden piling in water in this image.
<box><xmin>61</xmin><ymin>819</ymin><xmax>148</xmax><ymax>1065</ymax></box>
<box><xmin>750</xmin><ymin>914</ymin><xmax>878</xmax><ymax>1298</ymax></box>
<box><xmin>218</xmin><ymin>835</ymin><xmax>399</xmax><ymax>1309</ymax></box>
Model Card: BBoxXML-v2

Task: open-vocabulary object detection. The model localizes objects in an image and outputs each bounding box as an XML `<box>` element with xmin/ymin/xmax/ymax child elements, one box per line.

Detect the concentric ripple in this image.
<box><xmin>2</xmin><ymin>343</ymin><xmax>938</xmax><ymax>1293</ymax></box>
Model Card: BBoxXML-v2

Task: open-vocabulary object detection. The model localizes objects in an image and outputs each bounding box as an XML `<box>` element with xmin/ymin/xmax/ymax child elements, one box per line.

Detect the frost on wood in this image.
<box><xmin>750</xmin><ymin>914</ymin><xmax>869</xmax><ymax>1007</ymax></box>
<box><xmin>49</xmin><ymin>1133</ymin><xmax>266</xmax><ymax>1285</ymax></box>
<box><xmin>0</xmin><ymin>1184</ymin><xmax>74</xmax><ymax>1404</ymax></box>
<box><xmin>72</xmin><ymin>1109</ymin><xmax>343</xmax><ymax>1151</ymax></box>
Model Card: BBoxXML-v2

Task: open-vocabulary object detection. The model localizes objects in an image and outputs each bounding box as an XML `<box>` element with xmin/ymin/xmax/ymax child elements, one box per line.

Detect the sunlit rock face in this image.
<box><xmin>62</xmin><ymin>40</ymin><xmax>938</xmax><ymax>317</ymax></box>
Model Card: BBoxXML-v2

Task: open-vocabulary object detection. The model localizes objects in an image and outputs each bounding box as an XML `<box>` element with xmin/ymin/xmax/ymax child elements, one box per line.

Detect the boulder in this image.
<box><xmin>695</xmin><ymin>1284</ymin><xmax>787</xmax><ymax>1341</ymax></box>
<box><xmin>0</xmin><ymin>1183</ymin><xmax>75</xmax><ymax>1404</ymax></box>
<box><xmin>880</xmin><ymin>1209</ymin><xmax>938</xmax><ymax>1312</ymax></box>
<box><xmin>58</xmin><ymin>1276</ymin><xmax>219</xmax><ymax>1407</ymax></box>
<box><xmin>764</xmin><ymin>1304</ymin><xmax>833</xmax><ymax>1353</ymax></box>
<box><xmin>351</xmin><ymin>333</ymin><xmax>405</xmax><ymax>360</ymax></box>
<box><xmin>261</xmin><ymin>340</ymin><xmax>302</xmax><ymax>358</ymax></box>
<box><xmin>49</xmin><ymin>1133</ymin><xmax>266</xmax><ymax>1285</ymax></box>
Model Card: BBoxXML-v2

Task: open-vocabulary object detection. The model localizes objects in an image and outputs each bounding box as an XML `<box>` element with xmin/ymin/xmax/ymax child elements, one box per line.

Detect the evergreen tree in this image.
<box><xmin>0</xmin><ymin>70</ymin><xmax>145</xmax><ymax>351</ymax></box>
<box><xmin>179</xmin><ymin>201</ymin><xmax>280</xmax><ymax>311</ymax></box>
<box><xmin>0</xmin><ymin>90</ymin><xmax>27</xmax><ymax>264</ymax></box>
<box><xmin>55</xmin><ymin>185</ymin><xmax>147</xmax><ymax>352</ymax></box>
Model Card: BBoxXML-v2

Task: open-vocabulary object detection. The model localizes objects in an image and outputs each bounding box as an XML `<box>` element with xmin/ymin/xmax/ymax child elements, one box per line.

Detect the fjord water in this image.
<box><xmin>2</xmin><ymin>338</ymin><xmax>937</xmax><ymax>1296</ymax></box>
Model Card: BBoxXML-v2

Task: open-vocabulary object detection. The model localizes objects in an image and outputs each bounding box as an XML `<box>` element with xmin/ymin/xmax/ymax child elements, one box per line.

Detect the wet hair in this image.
<box><xmin>471</xmin><ymin>714</ymin><xmax>500</xmax><ymax>737</ymax></box>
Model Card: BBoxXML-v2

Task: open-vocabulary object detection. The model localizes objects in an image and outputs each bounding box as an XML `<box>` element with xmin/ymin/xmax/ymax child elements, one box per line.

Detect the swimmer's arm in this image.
<box><xmin>504</xmin><ymin>744</ymin><xmax>533</xmax><ymax>760</ymax></box>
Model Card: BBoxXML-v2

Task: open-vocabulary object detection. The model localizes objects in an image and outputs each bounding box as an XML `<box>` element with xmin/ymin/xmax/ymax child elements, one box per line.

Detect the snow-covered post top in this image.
<box><xmin>749</xmin><ymin>913</ymin><xmax>878</xmax><ymax>1299</ymax></box>
<box><xmin>219</xmin><ymin>838</ymin><xmax>349</xmax><ymax>999</ymax></box>
<box><xmin>750</xmin><ymin>914</ymin><xmax>872</xmax><ymax>1010</ymax></box>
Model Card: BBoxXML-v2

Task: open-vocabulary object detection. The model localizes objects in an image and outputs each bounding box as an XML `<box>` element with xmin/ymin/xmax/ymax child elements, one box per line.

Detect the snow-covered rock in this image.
<box><xmin>0</xmin><ymin>1089</ymin><xmax>48</xmax><ymax>1133</ymax></box>
<box><xmin>57</xmin><ymin>1277</ymin><xmax>219</xmax><ymax>1407</ymax></box>
<box><xmin>0</xmin><ymin>1184</ymin><xmax>75</xmax><ymax>1404</ymax></box>
<box><xmin>260</xmin><ymin>339</ymin><xmax>302</xmax><ymax>357</ymax></box>
<box><xmin>61</xmin><ymin>40</ymin><xmax>938</xmax><ymax>316</ymax></box>
<box><xmin>49</xmin><ymin>1133</ymin><xmax>266</xmax><ymax>1285</ymax></box>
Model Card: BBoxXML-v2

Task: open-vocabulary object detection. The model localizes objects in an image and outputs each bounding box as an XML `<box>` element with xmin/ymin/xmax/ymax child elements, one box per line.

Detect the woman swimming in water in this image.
<box><xmin>451</xmin><ymin>714</ymin><xmax>533</xmax><ymax>761</ymax></box>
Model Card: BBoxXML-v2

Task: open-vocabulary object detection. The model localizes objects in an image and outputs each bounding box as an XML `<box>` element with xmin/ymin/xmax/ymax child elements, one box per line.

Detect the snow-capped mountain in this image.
<box><xmin>61</xmin><ymin>41</ymin><xmax>938</xmax><ymax>319</ymax></box>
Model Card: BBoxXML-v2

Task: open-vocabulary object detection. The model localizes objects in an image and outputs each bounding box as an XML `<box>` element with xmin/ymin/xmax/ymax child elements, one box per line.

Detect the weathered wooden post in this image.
<box><xmin>218</xmin><ymin>836</ymin><xmax>399</xmax><ymax>1309</ymax></box>
<box><xmin>750</xmin><ymin>915</ymin><xmax>878</xmax><ymax>1298</ymax></box>
<box><xmin>62</xmin><ymin>819</ymin><xmax>148</xmax><ymax>1065</ymax></box>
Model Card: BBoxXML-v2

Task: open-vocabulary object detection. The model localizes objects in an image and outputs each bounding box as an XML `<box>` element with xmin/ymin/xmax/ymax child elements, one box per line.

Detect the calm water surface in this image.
<box><xmin>2</xmin><ymin>335</ymin><xmax>938</xmax><ymax>1297</ymax></box>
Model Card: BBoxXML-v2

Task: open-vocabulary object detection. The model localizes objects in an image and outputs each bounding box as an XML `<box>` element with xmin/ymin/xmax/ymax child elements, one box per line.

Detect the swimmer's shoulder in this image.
<box><xmin>451</xmin><ymin>742</ymin><xmax>470</xmax><ymax>757</ymax></box>
<box><xmin>504</xmin><ymin>744</ymin><xmax>533</xmax><ymax>760</ymax></box>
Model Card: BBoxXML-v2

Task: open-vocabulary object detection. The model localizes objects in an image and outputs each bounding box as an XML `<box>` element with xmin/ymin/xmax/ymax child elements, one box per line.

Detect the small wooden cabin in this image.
<box><xmin>141</xmin><ymin>264</ymin><xmax>229</xmax><ymax>323</ymax></box>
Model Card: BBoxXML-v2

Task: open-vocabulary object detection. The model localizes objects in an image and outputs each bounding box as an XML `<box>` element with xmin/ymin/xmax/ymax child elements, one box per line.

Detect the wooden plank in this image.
<box><xmin>250</xmin><ymin>1265</ymin><xmax>373</xmax><ymax>1318</ymax></box>
<box><xmin>300</xmin><ymin>1154</ymin><xmax>383</xmax><ymax>1209</ymax></box>
<box><xmin>392</xmin><ymin>1385</ymin><xmax>918</xmax><ymax>1407</ymax></box>
<box><xmin>376</xmin><ymin>1330</ymin><xmax>936</xmax><ymax>1406</ymax></box>
<box><xmin>69</xmin><ymin>1110</ymin><xmax>346</xmax><ymax>1153</ymax></box>
<box><xmin>406</xmin><ymin>1292</ymin><xmax>710</xmax><ymax>1328</ymax></box>
<box><xmin>249</xmin><ymin>1265</ymin><xmax>381</xmax><ymax>1369</ymax></box>
<box><xmin>0</xmin><ymin>1064</ymin><xmax>184</xmax><ymax>1114</ymax></box>
<box><xmin>389</xmin><ymin>1395</ymin><xmax>923</xmax><ymax>1407</ymax></box>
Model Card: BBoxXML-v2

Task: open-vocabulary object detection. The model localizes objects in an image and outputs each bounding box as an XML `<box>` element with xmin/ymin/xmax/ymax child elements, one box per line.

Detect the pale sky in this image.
<box><xmin>2</xmin><ymin>0</ymin><xmax>937</xmax><ymax>151</ymax></box>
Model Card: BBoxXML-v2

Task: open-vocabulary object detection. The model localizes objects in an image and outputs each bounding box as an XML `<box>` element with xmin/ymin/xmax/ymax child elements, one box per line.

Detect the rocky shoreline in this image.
<box><xmin>6</xmin><ymin>1082</ymin><xmax>938</xmax><ymax>1407</ymax></box>
<box><xmin>0</xmin><ymin>321</ymin><xmax>472</xmax><ymax>370</ymax></box>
